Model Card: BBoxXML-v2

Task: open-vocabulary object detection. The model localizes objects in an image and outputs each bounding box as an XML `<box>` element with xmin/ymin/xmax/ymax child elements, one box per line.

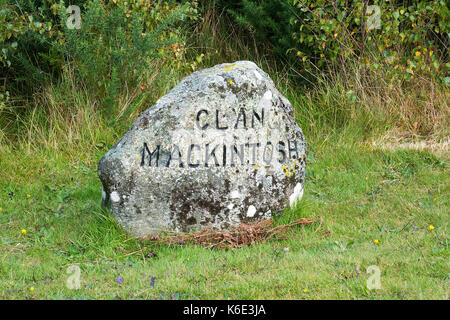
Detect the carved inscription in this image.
<box><xmin>140</xmin><ymin>108</ymin><xmax>301</xmax><ymax>168</ymax></box>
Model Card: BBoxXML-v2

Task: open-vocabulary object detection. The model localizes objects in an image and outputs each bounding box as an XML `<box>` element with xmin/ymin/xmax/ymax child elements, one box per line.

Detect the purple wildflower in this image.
<box><xmin>150</xmin><ymin>276</ymin><xmax>155</xmax><ymax>288</ymax></box>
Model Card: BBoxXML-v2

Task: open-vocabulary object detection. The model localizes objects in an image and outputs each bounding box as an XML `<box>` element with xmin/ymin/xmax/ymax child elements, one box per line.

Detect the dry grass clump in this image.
<box><xmin>370</xmin><ymin>127</ymin><xmax>450</xmax><ymax>157</ymax></box>
<box><xmin>145</xmin><ymin>217</ymin><xmax>322</xmax><ymax>249</ymax></box>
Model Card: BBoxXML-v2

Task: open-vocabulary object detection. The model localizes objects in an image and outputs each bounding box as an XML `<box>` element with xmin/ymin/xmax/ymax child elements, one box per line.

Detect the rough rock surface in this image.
<box><xmin>98</xmin><ymin>61</ymin><xmax>307</xmax><ymax>236</ymax></box>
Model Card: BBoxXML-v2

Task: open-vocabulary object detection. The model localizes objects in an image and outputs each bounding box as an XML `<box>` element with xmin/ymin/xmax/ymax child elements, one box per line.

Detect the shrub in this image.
<box><xmin>59</xmin><ymin>1</ymin><xmax>184</xmax><ymax>113</ymax></box>
<box><xmin>0</xmin><ymin>1</ymin><xmax>91</xmax><ymax>93</ymax></box>
<box><xmin>0</xmin><ymin>0</ymin><xmax>200</xmax><ymax>115</ymax></box>
<box><xmin>289</xmin><ymin>0</ymin><xmax>449</xmax><ymax>84</ymax></box>
<box><xmin>216</xmin><ymin>0</ymin><xmax>449</xmax><ymax>85</ymax></box>
<box><xmin>223</xmin><ymin>0</ymin><xmax>298</xmax><ymax>57</ymax></box>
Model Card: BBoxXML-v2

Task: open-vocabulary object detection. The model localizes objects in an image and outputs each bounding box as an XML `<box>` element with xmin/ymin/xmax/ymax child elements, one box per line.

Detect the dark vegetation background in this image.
<box><xmin>0</xmin><ymin>0</ymin><xmax>448</xmax><ymax>300</ymax></box>
<box><xmin>0</xmin><ymin>0</ymin><xmax>448</xmax><ymax>144</ymax></box>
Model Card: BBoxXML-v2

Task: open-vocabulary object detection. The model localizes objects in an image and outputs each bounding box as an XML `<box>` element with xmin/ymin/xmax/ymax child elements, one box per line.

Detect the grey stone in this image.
<box><xmin>98</xmin><ymin>61</ymin><xmax>306</xmax><ymax>237</ymax></box>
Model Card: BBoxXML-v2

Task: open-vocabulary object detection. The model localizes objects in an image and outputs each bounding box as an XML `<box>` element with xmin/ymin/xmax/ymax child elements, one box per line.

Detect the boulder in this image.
<box><xmin>98</xmin><ymin>61</ymin><xmax>307</xmax><ymax>236</ymax></box>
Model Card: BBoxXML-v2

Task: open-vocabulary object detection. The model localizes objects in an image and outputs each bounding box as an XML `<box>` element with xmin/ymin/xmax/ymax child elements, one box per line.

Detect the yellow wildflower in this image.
<box><xmin>30</xmin><ymin>287</ymin><xmax>34</xmax><ymax>291</ymax></box>
<box><xmin>26</xmin><ymin>194</ymin><xmax>31</xmax><ymax>198</ymax></box>
<box><xmin>415</xmin><ymin>51</ymin><xmax>421</xmax><ymax>57</ymax></box>
<box><xmin>374</xmin><ymin>239</ymin><xmax>379</xmax><ymax>245</ymax></box>
<box><xmin>429</xmin><ymin>225</ymin><xmax>435</xmax><ymax>231</ymax></box>
<box><xmin>303</xmin><ymin>289</ymin><xmax>308</xmax><ymax>293</ymax></box>
<box><xmin>21</xmin><ymin>229</ymin><xmax>27</xmax><ymax>235</ymax></box>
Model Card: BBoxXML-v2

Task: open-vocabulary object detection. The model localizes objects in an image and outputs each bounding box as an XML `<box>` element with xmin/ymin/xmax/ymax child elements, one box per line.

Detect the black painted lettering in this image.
<box><xmin>247</xmin><ymin>142</ymin><xmax>260</xmax><ymax>165</ymax></box>
<box><xmin>141</xmin><ymin>143</ymin><xmax>160</xmax><ymax>167</ymax></box>
<box><xmin>196</xmin><ymin>109</ymin><xmax>209</xmax><ymax>130</ymax></box>
<box><xmin>263</xmin><ymin>141</ymin><xmax>273</xmax><ymax>165</ymax></box>
<box><xmin>288</xmin><ymin>140</ymin><xmax>298</xmax><ymax>159</ymax></box>
<box><xmin>216</xmin><ymin>110</ymin><xmax>228</xmax><ymax>130</ymax></box>
<box><xmin>278</xmin><ymin>141</ymin><xmax>286</xmax><ymax>164</ymax></box>
<box><xmin>252</xmin><ymin>108</ymin><xmax>264</xmax><ymax>128</ymax></box>
<box><xmin>166</xmin><ymin>145</ymin><xmax>184</xmax><ymax>168</ymax></box>
<box><xmin>187</xmin><ymin>144</ymin><xmax>200</xmax><ymax>168</ymax></box>
<box><xmin>205</xmin><ymin>144</ymin><xmax>220</xmax><ymax>167</ymax></box>
<box><xmin>222</xmin><ymin>145</ymin><xmax>227</xmax><ymax>167</ymax></box>
<box><xmin>230</xmin><ymin>144</ymin><xmax>244</xmax><ymax>167</ymax></box>
<box><xmin>234</xmin><ymin>108</ymin><xmax>247</xmax><ymax>129</ymax></box>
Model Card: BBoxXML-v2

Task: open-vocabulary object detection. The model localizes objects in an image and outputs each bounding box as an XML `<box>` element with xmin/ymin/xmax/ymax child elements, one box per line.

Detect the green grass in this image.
<box><xmin>1</xmin><ymin>0</ymin><xmax>448</xmax><ymax>300</ymax></box>
<box><xmin>1</xmin><ymin>126</ymin><xmax>448</xmax><ymax>299</ymax></box>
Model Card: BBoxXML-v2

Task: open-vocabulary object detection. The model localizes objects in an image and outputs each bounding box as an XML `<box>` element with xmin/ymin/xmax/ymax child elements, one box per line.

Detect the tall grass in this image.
<box><xmin>0</xmin><ymin>59</ymin><xmax>186</xmax><ymax>159</ymax></box>
<box><xmin>187</xmin><ymin>3</ymin><xmax>448</xmax><ymax>146</ymax></box>
<box><xmin>287</xmin><ymin>62</ymin><xmax>449</xmax><ymax>144</ymax></box>
<box><xmin>0</xmin><ymin>2</ymin><xmax>448</xmax><ymax>300</ymax></box>
<box><xmin>0</xmin><ymin>2</ymin><xmax>448</xmax><ymax>158</ymax></box>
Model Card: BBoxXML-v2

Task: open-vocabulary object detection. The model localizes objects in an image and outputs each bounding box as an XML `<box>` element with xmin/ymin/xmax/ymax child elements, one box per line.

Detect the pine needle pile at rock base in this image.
<box><xmin>145</xmin><ymin>217</ymin><xmax>322</xmax><ymax>249</ymax></box>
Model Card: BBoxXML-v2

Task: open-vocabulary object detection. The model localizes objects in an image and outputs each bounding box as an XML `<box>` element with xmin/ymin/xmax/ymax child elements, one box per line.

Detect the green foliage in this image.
<box><xmin>58</xmin><ymin>0</ymin><xmax>187</xmax><ymax>113</ymax></box>
<box><xmin>112</xmin><ymin>0</ymin><xmax>200</xmax><ymax>29</ymax></box>
<box><xmin>0</xmin><ymin>4</ymin><xmax>27</xmax><ymax>68</ymax></box>
<box><xmin>111</xmin><ymin>0</ymin><xmax>203</xmax><ymax>73</ymax></box>
<box><xmin>1</xmin><ymin>123</ymin><xmax>448</xmax><ymax>299</ymax></box>
<box><xmin>0</xmin><ymin>0</ymin><xmax>200</xmax><ymax>115</ymax></box>
<box><xmin>289</xmin><ymin>0</ymin><xmax>449</xmax><ymax>84</ymax></box>
<box><xmin>223</xmin><ymin>0</ymin><xmax>298</xmax><ymax>57</ymax></box>
<box><xmin>0</xmin><ymin>1</ymin><xmax>91</xmax><ymax>91</ymax></box>
<box><xmin>218</xmin><ymin>0</ymin><xmax>449</xmax><ymax>84</ymax></box>
<box><xmin>0</xmin><ymin>1</ymin><xmax>60</xmax><ymax>121</ymax></box>
<box><xmin>0</xmin><ymin>1</ymin><xmax>448</xmax><ymax>301</ymax></box>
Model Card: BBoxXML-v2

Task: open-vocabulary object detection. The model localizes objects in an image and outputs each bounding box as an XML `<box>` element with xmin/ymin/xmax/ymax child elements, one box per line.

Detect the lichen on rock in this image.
<box><xmin>98</xmin><ymin>61</ymin><xmax>307</xmax><ymax>236</ymax></box>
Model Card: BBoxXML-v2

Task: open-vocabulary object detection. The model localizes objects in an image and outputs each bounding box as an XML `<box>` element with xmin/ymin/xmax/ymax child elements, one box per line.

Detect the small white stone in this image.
<box><xmin>247</xmin><ymin>205</ymin><xmax>257</xmax><ymax>217</ymax></box>
<box><xmin>289</xmin><ymin>183</ymin><xmax>304</xmax><ymax>207</ymax></box>
<box><xmin>230</xmin><ymin>190</ymin><xmax>240</xmax><ymax>198</ymax></box>
<box><xmin>110</xmin><ymin>191</ymin><xmax>120</xmax><ymax>203</ymax></box>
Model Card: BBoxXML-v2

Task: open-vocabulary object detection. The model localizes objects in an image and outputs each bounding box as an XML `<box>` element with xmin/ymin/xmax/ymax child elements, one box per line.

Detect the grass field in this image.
<box><xmin>1</xmin><ymin>0</ymin><xmax>449</xmax><ymax>301</ymax></box>
<box><xmin>1</xmin><ymin>114</ymin><xmax>448</xmax><ymax>299</ymax></box>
